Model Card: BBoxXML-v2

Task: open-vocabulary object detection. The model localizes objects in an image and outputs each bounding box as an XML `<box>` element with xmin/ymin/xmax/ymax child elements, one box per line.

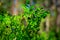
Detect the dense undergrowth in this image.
<box><xmin>0</xmin><ymin>5</ymin><xmax>60</xmax><ymax>40</ymax></box>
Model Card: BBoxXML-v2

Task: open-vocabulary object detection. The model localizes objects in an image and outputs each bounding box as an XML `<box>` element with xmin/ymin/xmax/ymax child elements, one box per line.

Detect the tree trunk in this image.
<box><xmin>11</xmin><ymin>0</ymin><xmax>18</xmax><ymax>15</ymax></box>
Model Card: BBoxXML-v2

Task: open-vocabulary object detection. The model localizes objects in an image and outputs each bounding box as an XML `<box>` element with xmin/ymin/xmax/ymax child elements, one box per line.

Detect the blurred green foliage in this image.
<box><xmin>0</xmin><ymin>0</ymin><xmax>60</xmax><ymax>40</ymax></box>
<box><xmin>0</xmin><ymin>5</ymin><xmax>51</xmax><ymax>40</ymax></box>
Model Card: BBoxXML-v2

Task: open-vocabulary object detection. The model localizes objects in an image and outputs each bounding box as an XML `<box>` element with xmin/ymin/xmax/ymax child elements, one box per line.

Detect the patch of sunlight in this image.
<box><xmin>0</xmin><ymin>2</ymin><xmax>2</xmax><ymax>6</ymax></box>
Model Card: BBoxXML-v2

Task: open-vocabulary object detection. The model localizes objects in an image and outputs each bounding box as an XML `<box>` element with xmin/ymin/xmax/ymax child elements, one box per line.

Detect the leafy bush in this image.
<box><xmin>0</xmin><ymin>6</ymin><xmax>50</xmax><ymax>40</ymax></box>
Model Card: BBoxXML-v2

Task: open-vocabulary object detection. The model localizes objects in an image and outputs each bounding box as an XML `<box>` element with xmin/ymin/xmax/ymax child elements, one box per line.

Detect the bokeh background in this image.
<box><xmin>0</xmin><ymin>0</ymin><xmax>60</xmax><ymax>40</ymax></box>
